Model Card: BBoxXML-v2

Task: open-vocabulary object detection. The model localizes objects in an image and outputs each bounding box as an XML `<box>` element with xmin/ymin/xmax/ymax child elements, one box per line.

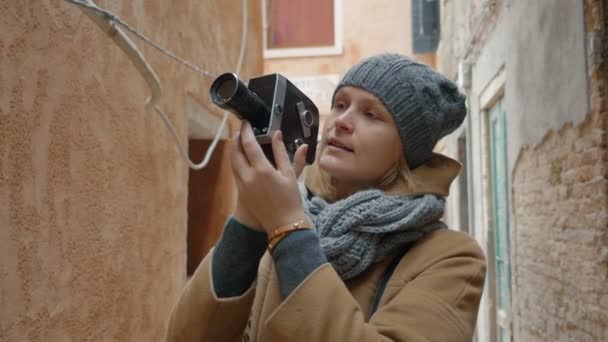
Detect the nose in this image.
<box><xmin>334</xmin><ymin>109</ymin><xmax>354</xmax><ymax>134</ymax></box>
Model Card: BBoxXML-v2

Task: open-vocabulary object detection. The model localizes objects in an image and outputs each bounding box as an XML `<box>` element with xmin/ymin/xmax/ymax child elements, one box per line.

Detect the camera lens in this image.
<box><xmin>216</xmin><ymin>78</ymin><xmax>236</xmax><ymax>103</ymax></box>
<box><xmin>210</xmin><ymin>73</ymin><xmax>239</xmax><ymax>105</ymax></box>
<box><xmin>209</xmin><ymin>73</ymin><xmax>271</xmax><ymax>131</ymax></box>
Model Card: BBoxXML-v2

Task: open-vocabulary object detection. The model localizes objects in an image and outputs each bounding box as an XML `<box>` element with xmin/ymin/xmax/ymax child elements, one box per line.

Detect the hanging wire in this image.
<box><xmin>64</xmin><ymin>0</ymin><xmax>249</xmax><ymax>170</ymax></box>
<box><xmin>169</xmin><ymin>0</ymin><xmax>248</xmax><ymax>170</ymax></box>
<box><xmin>65</xmin><ymin>0</ymin><xmax>218</xmax><ymax>80</ymax></box>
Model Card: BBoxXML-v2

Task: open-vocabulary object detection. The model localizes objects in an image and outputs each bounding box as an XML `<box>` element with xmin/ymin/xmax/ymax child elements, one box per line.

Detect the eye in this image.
<box><xmin>365</xmin><ymin>112</ymin><xmax>380</xmax><ymax>120</ymax></box>
<box><xmin>334</xmin><ymin>102</ymin><xmax>346</xmax><ymax>111</ymax></box>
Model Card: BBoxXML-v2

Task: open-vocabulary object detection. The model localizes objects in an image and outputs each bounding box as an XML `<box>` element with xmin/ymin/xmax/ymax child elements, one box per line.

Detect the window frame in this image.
<box><xmin>479</xmin><ymin>67</ymin><xmax>513</xmax><ymax>342</ymax></box>
<box><xmin>262</xmin><ymin>0</ymin><xmax>343</xmax><ymax>58</ymax></box>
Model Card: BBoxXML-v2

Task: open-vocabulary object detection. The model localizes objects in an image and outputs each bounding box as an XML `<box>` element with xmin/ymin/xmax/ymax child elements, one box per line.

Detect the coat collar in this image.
<box><xmin>381</xmin><ymin>152</ymin><xmax>461</xmax><ymax>198</ymax></box>
<box><xmin>403</xmin><ymin>152</ymin><xmax>462</xmax><ymax>197</ymax></box>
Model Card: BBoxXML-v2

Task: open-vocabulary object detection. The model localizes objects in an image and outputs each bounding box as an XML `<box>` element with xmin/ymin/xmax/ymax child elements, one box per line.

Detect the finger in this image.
<box><xmin>230</xmin><ymin>132</ymin><xmax>250</xmax><ymax>180</ymax></box>
<box><xmin>271</xmin><ymin>130</ymin><xmax>291</xmax><ymax>173</ymax></box>
<box><xmin>292</xmin><ymin>144</ymin><xmax>309</xmax><ymax>179</ymax></box>
<box><xmin>240</xmin><ymin>121</ymin><xmax>267</xmax><ymax>168</ymax></box>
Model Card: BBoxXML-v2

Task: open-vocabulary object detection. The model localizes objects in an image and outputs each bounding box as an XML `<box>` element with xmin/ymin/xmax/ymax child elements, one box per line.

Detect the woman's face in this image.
<box><xmin>318</xmin><ymin>86</ymin><xmax>403</xmax><ymax>192</ymax></box>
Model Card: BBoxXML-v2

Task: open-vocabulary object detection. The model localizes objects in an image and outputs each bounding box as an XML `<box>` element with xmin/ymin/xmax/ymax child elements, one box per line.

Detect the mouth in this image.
<box><xmin>326</xmin><ymin>137</ymin><xmax>354</xmax><ymax>152</ymax></box>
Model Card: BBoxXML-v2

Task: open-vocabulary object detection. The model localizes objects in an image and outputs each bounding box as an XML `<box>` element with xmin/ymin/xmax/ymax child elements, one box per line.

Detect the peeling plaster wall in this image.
<box><xmin>473</xmin><ymin>0</ymin><xmax>588</xmax><ymax>174</ymax></box>
<box><xmin>509</xmin><ymin>1</ymin><xmax>608</xmax><ymax>339</ymax></box>
<box><xmin>439</xmin><ymin>0</ymin><xmax>589</xmax><ymax>172</ymax></box>
<box><xmin>511</xmin><ymin>110</ymin><xmax>607</xmax><ymax>341</ymax></box>
<box><xmin>438</xmin><ymin>0</ymin><xmax>607</xmax><ymax>341</ymax></box>
<box><xmin>0</xmin><ymin>0</ymin><xmax>262</xmax><ymax>340</ymax></box>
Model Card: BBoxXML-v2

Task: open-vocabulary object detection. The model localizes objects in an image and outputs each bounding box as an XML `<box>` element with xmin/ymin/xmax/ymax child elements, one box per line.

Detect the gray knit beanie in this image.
<box><xmin>332</xmin><ymin>53</ymin><xmax>467</xmax><ymax>169</ymax></box>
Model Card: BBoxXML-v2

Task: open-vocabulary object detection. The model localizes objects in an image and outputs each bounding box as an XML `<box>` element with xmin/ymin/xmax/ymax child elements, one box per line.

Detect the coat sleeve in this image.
<box><xmin>165</xmin><ymin>217</ymin><xmax>267</xmax><ymax>341</ymax></box>
<box><xmin>164</xmin><ymin>250</ymin><xmax>256</xmax><ymax>342</ymax></box>
<box><xmin>265</xmin><ymin>235</ymin><xmax>486</xmax><ymax>342</ymax></box>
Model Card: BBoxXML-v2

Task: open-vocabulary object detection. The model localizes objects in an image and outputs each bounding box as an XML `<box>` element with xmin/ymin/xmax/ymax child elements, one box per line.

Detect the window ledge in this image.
<box><xmin>264</xmin><ymin>46</ymin><xmax>343</xmax><ymax>59</ymax></box>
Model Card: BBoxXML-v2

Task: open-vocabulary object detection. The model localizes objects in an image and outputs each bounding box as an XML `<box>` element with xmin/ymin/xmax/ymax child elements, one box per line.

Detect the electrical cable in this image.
<box><xmin>65</xmin><ymin>0</ymin><xmax>218</xmax><ymax>80</ymax></box>
<box><xmin>64</xmin><ymin>0</ymin><xmax>249</xmax><ymax>170</ymax></box>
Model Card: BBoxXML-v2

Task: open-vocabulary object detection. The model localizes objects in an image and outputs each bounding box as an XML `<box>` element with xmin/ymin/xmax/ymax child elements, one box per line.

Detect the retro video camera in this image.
<box><xmin>209</xmin><ymin>73</ymin><xmax>319</xmax><ymax>166</ymax></box>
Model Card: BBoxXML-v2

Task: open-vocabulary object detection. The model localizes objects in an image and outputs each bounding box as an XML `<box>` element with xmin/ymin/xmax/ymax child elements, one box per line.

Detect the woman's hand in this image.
<box><xmin>233</xmin><ymin>201</ymin><xmax>264</xmax><ymax>232</ymax></box>
<box><xmin>230</xmin><ymin>121</ymin><xmax>309</xmax><ymax>235</ymax></box>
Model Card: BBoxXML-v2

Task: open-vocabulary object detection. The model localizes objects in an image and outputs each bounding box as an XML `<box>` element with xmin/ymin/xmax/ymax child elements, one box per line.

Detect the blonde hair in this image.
<box><xmin>305</xmin><ymin>153</ymin><xmax>418</xmax><ymax>203</ymax></box>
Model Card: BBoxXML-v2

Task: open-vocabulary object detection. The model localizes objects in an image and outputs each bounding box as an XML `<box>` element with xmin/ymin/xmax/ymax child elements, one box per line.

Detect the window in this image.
<box><xmin>411</xmin><ymin>0</ymin><xmax>440</xmax><ymax>53</ymax></box>
<box><xmin>457</xmin><ymin>132</ymin><xmax>470</xmax><ymax>234</ymax></box>
<box><xmin>263</xmin><ymin>0</ymin><xmax>343</xmax><ymax>58</ymax></box>
<box><xmin>488</xmin><ymin>97</ymin><xmax>512</xmax><ymax>342</ymax></box>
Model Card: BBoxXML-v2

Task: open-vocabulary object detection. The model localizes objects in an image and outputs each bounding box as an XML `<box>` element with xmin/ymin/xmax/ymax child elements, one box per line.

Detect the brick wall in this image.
<box><xmin>511</xmin><ymin>1</ymin><xmax>607</xmax><ymax>340</ymax></box>
<box><xmin>512</xmin><ymin>111</ymin><xmax>607</xmax><ymax>341</ymax></box>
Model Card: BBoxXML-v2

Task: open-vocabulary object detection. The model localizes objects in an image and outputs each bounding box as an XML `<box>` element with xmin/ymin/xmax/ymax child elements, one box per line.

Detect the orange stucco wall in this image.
<box><xmin>264</xmin><ymin>0</ymin><xmax>435</xmax><ymax>77</ymax></box>
<box><xmin>0</xmin><ymin>0</ymin><xmax>261</xmax><ymax>340</ymax></box>
<box><xmin>263</xmin><ymin>0</ymin><xmax>435</xmax><ymax>130</ymax></box>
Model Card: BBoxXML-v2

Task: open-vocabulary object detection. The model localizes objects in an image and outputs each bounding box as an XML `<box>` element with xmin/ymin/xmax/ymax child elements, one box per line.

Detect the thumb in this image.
<box><xmin>292</xmin><ymin>144</ymin><xmax>309</xmax><ymax>179</ymax></box>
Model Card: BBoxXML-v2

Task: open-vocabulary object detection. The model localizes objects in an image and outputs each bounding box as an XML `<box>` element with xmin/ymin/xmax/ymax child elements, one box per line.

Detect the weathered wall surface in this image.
<box><xmin>0</xmin><ymin>0</ymin><xmax>261</xmax><ymax>340</ymax></box>
<box><xmin>264</xmin><ymin>0</ymin><xmax>434</xmax><ymax>79</ymax></box>
<box><xmin>437</xmin><ymin>0</ymin><xmax>500</xmax><ymax>79</ymax></box>
<box><xmin>438</xmin><ymin>0</ymin><xmax>607</xmax><ymax>341</ymax></box>
<box><xmin>512</xmin><ymin>112</ymin><xmax>607</xmax><ymax>341</ymax></box>
<box><xmin>511</xmin><ymin>1</ymin><xmax>607</xmax><ymax>340</ymax></box>
<box><xmin>469</xmin><ymin>0</ymin><xmax>588</xmax><ymax>174</ymax></box>
<box><xmin>440</xmin><ymin>0</ymin><xmax>589</xmax><ymax>172</ymax></box>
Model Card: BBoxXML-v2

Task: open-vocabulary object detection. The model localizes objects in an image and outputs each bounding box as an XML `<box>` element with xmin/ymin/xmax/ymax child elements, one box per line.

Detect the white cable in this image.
<box><xmin>236</xmin><ymin>0</ymin><xmax>248</xmax><ymax>75</ymax></box>
<box><xmin>181</xmin><ymin>0</ymin><xmax>248</xmax><ymax>170</ymax></box>
<box><xmin>65</xmin><ymin>0</ymin><xmax>249</xmax><ymax>170</ymax></box>
<box><xmin>153</xmin><ymin>106</ymin><xmax>230</xmax><ymax>170</ymax></box>
<box><xmin>65</xmin><ymin>0</ymin><xmax>217</xmax><ymax>80</ymax></box>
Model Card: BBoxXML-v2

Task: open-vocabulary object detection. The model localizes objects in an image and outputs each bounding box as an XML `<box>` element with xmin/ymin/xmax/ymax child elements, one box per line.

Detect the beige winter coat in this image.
<box><xmin>165</xmin><ymin>154</ymin><xmax>486</xmax><ymax>342</ymax></box>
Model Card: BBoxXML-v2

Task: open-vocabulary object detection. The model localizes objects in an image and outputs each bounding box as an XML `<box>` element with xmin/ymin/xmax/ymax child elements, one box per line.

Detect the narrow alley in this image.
<box><xmin>1</xmin><ymin>1</ymin><xmax>606</xmax><ymax>341</ymax></box>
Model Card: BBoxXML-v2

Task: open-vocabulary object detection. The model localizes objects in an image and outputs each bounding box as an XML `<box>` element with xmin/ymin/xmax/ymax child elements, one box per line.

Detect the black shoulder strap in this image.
<box><xmin>370</xmin><ymin>244</ymin><xmax>411</xmax><ymax>316</ymax></box>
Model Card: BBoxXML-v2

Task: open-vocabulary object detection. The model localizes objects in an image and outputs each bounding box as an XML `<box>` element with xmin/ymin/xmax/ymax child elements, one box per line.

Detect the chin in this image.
<box><xmin>318</xmin><ymin>155</ymin><xmax>355</xmax><ymax>181</ymax></box>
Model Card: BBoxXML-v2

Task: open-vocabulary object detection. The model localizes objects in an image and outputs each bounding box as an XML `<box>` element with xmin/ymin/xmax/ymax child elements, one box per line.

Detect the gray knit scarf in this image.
<box><xmin>300</xmin><ymin>185</ymin><xmax>446</xmax><ymax>280</ymax></box>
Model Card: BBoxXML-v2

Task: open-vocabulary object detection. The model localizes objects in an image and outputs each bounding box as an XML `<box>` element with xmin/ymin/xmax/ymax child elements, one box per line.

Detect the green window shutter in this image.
<box><xmin>489</xmin><ymin>98</ymin><xmax>512</xmax><ymax>341</ymax></box>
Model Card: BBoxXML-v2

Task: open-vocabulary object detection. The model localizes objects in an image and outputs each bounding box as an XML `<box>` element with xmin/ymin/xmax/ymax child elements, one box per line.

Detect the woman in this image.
<box><xmin>166</xmin><ymin>53</ymin><xmax>486</xmax><ymax>342</ymax></box>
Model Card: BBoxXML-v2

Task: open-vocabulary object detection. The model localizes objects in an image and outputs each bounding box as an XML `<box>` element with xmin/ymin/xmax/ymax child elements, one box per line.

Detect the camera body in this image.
<box><xmin>209</xmin><ymin>73</ymin><xmax>319</xmax><ymax>166</ymax></box>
